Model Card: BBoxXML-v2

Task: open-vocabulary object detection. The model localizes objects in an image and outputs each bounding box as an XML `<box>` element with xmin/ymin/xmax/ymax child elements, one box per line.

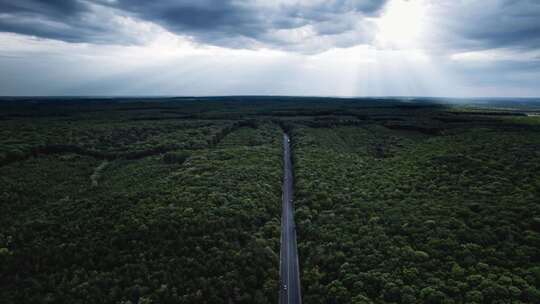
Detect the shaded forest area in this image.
<box><xmin>0</xmin><ymin>97</ymin><xmax>539</xmax><ymax>303</ymax></box>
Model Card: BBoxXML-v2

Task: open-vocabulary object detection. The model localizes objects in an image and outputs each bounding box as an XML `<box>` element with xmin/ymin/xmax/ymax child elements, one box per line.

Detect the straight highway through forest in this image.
<box><xmin>279</xmin><ymin>133</ymin><xmax>302</xmax><ymax>304</ymax></box>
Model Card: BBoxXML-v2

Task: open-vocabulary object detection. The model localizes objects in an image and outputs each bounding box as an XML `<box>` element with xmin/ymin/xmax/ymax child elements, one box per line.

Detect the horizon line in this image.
<box><xmin>1</xmin><ymin>95</ymin><xmax>540</xmax><ymax>100</ymax></box>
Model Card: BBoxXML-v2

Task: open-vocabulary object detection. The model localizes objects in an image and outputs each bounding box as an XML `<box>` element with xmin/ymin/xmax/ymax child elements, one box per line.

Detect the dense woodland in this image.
<box><xmin>0</xmin><ymin>97</ymin><xmax>539</xmax><ymax>303</ymax></box>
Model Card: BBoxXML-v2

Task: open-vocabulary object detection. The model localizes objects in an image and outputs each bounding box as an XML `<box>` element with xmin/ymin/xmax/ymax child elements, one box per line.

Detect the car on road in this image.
<box><xmin>283</xmin><ymin>284</ymin><xmax>288</xmax><ymax>291</ymax></box>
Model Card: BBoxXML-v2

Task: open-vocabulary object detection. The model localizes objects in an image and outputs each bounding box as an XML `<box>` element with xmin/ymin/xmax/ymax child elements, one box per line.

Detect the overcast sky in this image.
<box><xmin>0</xmin><ymin>0</ymin><xmax>539</xmax><ymax>97</ymax></box>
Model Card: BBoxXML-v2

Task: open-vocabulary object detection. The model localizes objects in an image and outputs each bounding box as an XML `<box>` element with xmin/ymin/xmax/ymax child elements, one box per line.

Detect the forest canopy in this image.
<box><xmin>1</xmin><ymin>97</ymin><xmax>539</xmax><ymax>303</ymax></box>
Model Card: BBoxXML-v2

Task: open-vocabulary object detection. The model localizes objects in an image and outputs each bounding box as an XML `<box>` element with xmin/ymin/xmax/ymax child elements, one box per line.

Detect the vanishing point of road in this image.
<box><xmin>279</xmin><ymin>133</ymin><xmax>302</xmax><ymax>304</ymax></box>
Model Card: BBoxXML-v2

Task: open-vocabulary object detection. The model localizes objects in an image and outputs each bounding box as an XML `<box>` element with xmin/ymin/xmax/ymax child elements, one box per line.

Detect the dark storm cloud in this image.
<box><xmin>0</xmin><ymin>0</ymin><xmax>91</xmax><ymax>42</ymax></box>
<box><xmin>0</xmin><ymin>0</ymin><xmax>139</xmax><ymax>44</ymax></box>
<box><xmin>110</xmin><ymin>1</ymin><xmax>255</xmax><ymax>32</ymax></box>
<box><xmin>432</xmin><ymin>0</ymin><xmax>540</xmax><ymax>51</ymax></box>
<box><xmin>106</xmin><ymin>0</ymin><xmax>266</xmax><ymax>46</ymax></box>
<box><xmin>101</xmin><ymin>0</ymin><xmax>390</xmax><ymax>48</ymax></box>
<box><xmin>0</xmin><ymin>0</ymin><xmax>389</xmax><ymax>48</ymax></box>
<box><xmin>1</xmin><ymin>0</ymin><xmax>540</xmax><ymax>52</ymax></box>
<box><xmin>0</xmin><ymin>0</ymin><xmax>86</xmax><ymax>16</ymax></box>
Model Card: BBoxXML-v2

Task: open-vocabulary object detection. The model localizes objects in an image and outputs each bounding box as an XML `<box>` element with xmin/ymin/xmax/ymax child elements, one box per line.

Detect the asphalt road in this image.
<box><xmin>279</xmin><ymin>133</ymin><xmax>302</xmax><ymax>304</ymax></box>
